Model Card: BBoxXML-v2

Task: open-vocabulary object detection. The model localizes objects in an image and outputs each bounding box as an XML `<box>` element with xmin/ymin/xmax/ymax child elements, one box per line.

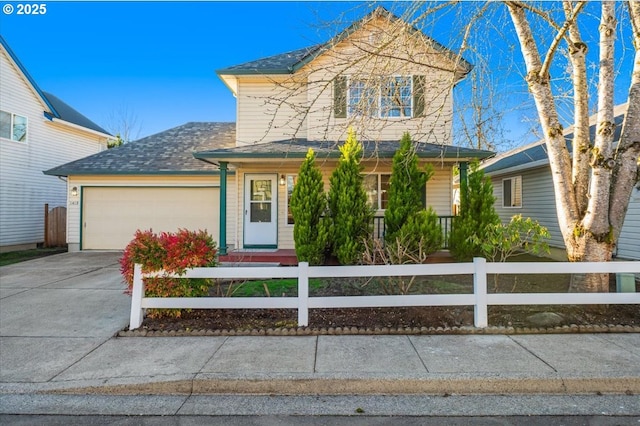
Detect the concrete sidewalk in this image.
<box><xmin>1</xmin><ymin>252</ymin><xmax>639</xmax><ymax>401</ymax></box>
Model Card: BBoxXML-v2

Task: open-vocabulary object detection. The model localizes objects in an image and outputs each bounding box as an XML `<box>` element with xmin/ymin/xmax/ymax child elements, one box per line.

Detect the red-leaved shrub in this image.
<box><xmin>120</xmin><ymin>229</ymin><xmax>217</xmax><ymax>318</ymax></box>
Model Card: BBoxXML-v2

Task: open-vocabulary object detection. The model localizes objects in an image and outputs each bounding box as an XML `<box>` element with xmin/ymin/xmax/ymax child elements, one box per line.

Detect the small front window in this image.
<box><xmin>503</xmin><ymin>176</ymin><xmax>522</xmax><ymax>208</ymax></box>
<box><xmin>286</xmin><ymin>175</ymin><xmax>297</xmax><ymax>225</ymax></box>
<box><xmin>0</xmin><ymin>110</ymin><xmax>28</xmax><ymax>142</ymax></box>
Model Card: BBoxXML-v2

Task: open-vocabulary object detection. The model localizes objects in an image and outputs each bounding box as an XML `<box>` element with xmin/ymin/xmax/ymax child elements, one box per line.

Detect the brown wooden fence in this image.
<box><xmin>44</xmin><ymin>204</ymin><xmax>67</xmax><ymax>247</ymax></box>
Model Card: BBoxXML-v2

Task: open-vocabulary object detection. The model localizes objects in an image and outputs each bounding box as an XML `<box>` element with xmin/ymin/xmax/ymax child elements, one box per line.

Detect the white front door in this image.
<box><xmin>244</xmin><ymin>174</ymin><xmax>278</xmax><ymax>247</ymax></box>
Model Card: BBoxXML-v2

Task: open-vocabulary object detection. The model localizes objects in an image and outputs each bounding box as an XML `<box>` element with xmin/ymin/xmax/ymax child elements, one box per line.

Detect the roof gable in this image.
<box><xmin>217</xmin><ymin>6</ymin><xmax>471</xmax><ymax>78</ymax></box>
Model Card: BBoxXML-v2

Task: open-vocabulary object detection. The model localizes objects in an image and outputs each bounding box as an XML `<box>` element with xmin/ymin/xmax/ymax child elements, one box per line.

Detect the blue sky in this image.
<box><xmin>2</xmin><ymin>2</ymin><xmax>357</xmax><ymax>138</ymax></box>
<box><xmin>0</xmin><ymin>1</ymin><xmax>634</xmax><ymax>147</ymax></box>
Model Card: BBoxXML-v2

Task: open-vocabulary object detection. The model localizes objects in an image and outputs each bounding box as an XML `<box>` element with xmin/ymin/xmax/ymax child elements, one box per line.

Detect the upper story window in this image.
<box><xmin>334</xmin><ymin>75</ymin><xmax>425</xmax><ymax>119</ymax></box>
<box><xmin>347</xmin><ymin>77</ymin><xmax>412</xmax><ymax>118</ymax></box>
<box><xmin>348</xmin><ymin>80</ymin><xmax>379</xmax><ymax>117</ymax></box>
<box><xmin>502</xmin><ymin>176</ymin><xmax>522</xmax><ymax>208</ymax></box>
<box><xmin>0</xmin><ymin>110</ymin><xmax>28</xmax><ymax>142</ymax></box>
<box><xmin>380</xmin><ymin>76</ymin><xmax>412</xmax><ymax>118</ymax></box>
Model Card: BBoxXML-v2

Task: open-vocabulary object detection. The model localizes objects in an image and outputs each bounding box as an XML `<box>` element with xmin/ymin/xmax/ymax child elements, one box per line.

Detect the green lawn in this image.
<box><xmin>229</xmin><ymin>278</ymin><xmax>324</xmax><ymax>297</ymax></box>
<box><xmin>0</xmin><ymin>248</ymin><xmax>67</xmax><ymax>267</ymax></box>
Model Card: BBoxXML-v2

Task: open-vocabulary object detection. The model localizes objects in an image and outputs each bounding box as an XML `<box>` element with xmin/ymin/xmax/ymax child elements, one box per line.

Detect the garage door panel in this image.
<box><xmin>83</xmin><ymin>187</ymin><xmax>219</xmax><ymax>250</ymax></box>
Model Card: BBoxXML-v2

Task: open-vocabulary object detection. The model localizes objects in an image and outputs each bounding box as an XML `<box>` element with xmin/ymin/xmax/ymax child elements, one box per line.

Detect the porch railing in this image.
<box><xmin>372</xmin><ymin>215</ymin><xmax>456</xmax><ymax>249</ymax></box>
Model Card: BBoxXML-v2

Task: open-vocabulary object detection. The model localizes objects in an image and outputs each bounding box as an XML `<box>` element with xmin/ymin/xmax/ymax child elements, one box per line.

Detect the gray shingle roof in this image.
<box><xmin>216</xmin><ymin>45</ymin><xmax>323</xmax><ymax>75</ymax></box>
<box><xmin>217</xmin><ymin>7</ymin><xmax>472</xmax><ymax>76</ymax></box>
<box><xmin>194</xmin><ymin>139</ymin><xmax>494</xmax><ymax>161</ymax></box>
<box><xmin>482</xmin><ymin>112</ymin><xmax>625</xmax><ymax>175</ymax></box>
<box><xmin>481</xmin><ymin>142</ymin><xmax>550</xmax><ymax>175</ymax></box>
<box><xmin>42</xmin><ymin>91</ymin><xmax>110</xmax><ymax>135</ymax></box>
<box><xmin>44</xmin><ymin>122</ymin><xmax>235</xmax><ymax>176</ymax></box>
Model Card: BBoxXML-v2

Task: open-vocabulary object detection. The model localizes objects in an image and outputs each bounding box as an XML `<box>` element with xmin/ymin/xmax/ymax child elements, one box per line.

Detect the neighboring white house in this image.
<box><xmin>0</xmin><ymin>35</ymin><xmax>111</xmax><ymax>252</ymax></box>
<box><xmin>44</xmin><ymin>7</ymin><xmax>493</xmax><ymax>253</ymax></box>
<box><xmin>482</xmin><ymin>105</ymin><xmax>639</xmax><ymax>261</ymax></box>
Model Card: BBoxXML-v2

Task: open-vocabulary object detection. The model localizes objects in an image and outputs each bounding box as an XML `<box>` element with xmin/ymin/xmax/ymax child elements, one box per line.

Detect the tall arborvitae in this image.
<box><xmin>290</xmin><ymin>149</ymin><xmax>328</xmax><ymax>265</ymax></box>
<box><xmin>327</xmin><ymin>129</ymin><xmax>374</xmax><ymax>264</ymax></box>
<box><xmin>384</xmin><ymin>132</ymin><xmax>433</xmax><ymax>244</ymax></box>
<box><xmin>449</xmin><ymin>161</ymin><xmax>500</xmax><ymax>261</ymax></box>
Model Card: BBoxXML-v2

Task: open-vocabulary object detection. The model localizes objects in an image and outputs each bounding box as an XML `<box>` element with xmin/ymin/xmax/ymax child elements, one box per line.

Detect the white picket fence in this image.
<box><xmin>129</xmin><ymin>258</ymin><xmax>640</xmax><ymax>330</ymax></box>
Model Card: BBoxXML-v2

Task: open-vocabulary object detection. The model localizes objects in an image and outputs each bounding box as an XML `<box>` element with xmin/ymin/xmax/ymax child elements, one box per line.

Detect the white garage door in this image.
<box><xmin>82</xmin><ymin>187</ymin><xmax>219</xmax><ymax>250</ymax></box>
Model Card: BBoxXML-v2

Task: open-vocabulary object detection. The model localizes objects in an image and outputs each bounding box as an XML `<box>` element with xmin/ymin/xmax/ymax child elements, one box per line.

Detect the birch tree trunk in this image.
<box><xmin>506</xmin><ymin>1</ymin><xmax>640</xmax><ymax>293</ymax></box>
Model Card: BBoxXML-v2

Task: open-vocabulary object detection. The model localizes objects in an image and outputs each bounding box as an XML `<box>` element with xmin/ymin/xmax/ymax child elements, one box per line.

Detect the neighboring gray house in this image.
<box><xmin>481</xmin><ymin>106</ymin><xmax>639</xmax><ymax>261</ymax></box>
<box><xmin>1</xmin><ymin>35</ymin><xmax>111</xmax><ymax>252</ymax></box>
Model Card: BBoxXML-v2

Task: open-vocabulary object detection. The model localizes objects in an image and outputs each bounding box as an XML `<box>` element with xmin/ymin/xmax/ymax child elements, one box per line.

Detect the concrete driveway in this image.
<box><xmin>0</xmin><ymin>252</ymin><xmax>130</xmax><ymax>383</ymax></box>
<box><xmin>1</xmin><ymin>251</ymin><xmax>639</xmax><ymax>407</ymax></box>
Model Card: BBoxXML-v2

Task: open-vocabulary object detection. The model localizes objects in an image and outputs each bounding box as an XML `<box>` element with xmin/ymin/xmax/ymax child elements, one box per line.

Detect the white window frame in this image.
<box><xmin>0</xmin><ymin>110</ymin><xmax>28</xmax><ymax>143</ymax></box>
<box><xmin>347</xmin><ymin>76</ymin><xmax>413</xmax><ymax>119</ymax></box>
<box><xmin>502</xmin><ymin>176</ymin><xmax>522</xmax><ymax>208</ymax></box>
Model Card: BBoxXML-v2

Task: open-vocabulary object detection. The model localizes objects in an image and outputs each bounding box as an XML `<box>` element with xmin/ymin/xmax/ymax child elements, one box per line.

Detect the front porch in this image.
<box><xmin>194</xmin><ymin>144</ymin><xmax>485</xmax><ymax>259</ymax></box>
<box><xmin>219</xmin><ymin>215</ymin><xmax>457</xmax><ymax>266</ymax></box>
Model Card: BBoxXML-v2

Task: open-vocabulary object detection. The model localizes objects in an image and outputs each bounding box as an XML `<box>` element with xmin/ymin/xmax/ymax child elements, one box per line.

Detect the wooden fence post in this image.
<box><xmin>298</xmin><ymin>262</ymin><xmax>309</xmax><ymax>327</ymax></box>
<box><xmin>473</xmin><ymin>257</ymin><xmax>488</xmax><ymax>328</ymax></box>
<box><xmin>44</xmin><ymin>204</ymin><xmax>49</xmax><ymax>247</ymax></box>
<box><xmin>130</xmin><ymin>264</ymin><xmax>145</xmax><ymax>330</ymax></box>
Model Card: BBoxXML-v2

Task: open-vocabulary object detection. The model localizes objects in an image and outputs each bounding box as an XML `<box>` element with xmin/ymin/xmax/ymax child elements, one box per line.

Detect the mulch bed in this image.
<box><xmin>121</xmin><ymin>304</ymin><xmax>640</xmax><ymax>336</ymax></box>
<box><xmin>121</xmin><ymin>260</ymin><xmax>640</xmax><ymax>337</ymax></box>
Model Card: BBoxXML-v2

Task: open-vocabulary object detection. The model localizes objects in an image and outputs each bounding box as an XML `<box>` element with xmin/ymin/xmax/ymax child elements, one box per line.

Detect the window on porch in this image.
<box><xmin>363</xmin><ymin>173</ymin><xmax>391</xmax><ymax>210</ymax></box>
<box><xmin>286</xmin><ymin>174</ymin><xmax>297</xmax><ymax>225</ymax></box>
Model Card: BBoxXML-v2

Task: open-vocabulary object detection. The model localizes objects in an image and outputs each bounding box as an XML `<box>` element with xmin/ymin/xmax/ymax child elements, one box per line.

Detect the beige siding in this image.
<box><xmin>236</xmin><ymin>77</ymin><xmax>307</xmax><ymax>146</ymax></box>
<box><xmin>232</xmin><ymin>17</ymin><xmax>458</xmax><ymax>146</ymax></box>
<box><xmin>0</xmin><ymin>48</ymin><xmax>107</xmax><ymax>248</ymax></box>
<box><xmin>66</xmin><ymin>175</ymin><xmax>233</xmax><ymax>251</ymax></box>
<box><xmin>426</xmin><ymin>164</ymin><xmax>454</xmax><ymax>216</ymax></box>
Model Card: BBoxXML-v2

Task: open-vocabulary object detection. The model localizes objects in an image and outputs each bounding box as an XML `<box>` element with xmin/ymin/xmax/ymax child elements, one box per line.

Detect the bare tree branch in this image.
<box><xmin>540</xmin><ymin>2</ymin><xmax>586</xmax><ymax>78</ymax></box>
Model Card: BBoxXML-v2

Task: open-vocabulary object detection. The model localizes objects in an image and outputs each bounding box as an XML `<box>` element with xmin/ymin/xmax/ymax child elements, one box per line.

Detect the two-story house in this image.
<box><xmin>0</xmin><ymin>35</ymin><xmax>111</xmax><ymax>252</ymax></box>
<box><xmin>45</xmin><ymin>7</ymin><xmax>493</xmax><ymax>256</ymax></box>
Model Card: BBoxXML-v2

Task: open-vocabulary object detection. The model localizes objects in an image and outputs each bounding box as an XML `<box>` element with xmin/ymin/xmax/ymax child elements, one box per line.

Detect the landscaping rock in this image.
<box><xmin>526</xmin><ymin>312</ymin><xmax>565</xmax><ymax>327</ymax></box>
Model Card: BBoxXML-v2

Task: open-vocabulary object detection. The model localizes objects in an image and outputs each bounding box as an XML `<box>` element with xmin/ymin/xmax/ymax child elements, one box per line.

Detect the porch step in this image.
<box><xmin>219</xmin><ymin>250</ymin><xmax>452</xmax><ymax>266</ymax></box>
<box><xmin>425</xmin><ymin>251</ymin><xmax>455</xmax><ymax>264</ymax></box>
<box><xmin>219</xmin><ymin>249</ymin><xmax>298</xmax><ymax>266</ymax></box>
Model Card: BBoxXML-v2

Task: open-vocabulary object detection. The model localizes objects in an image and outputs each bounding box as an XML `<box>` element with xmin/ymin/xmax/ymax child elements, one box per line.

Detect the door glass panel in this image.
<box><xmin>251</xmin><ymin>180</ymin><xmax>272</xmax><ymax>201</ymax></box>
<box><xmin>251</xmin><ymin>202</ymin><xmax>272</xmax><ymax>222</ymax></box>
<box><xmin>250</xmin><ymin>179</ymin><xmax>272</xmax><ymax>223</ymax></box>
